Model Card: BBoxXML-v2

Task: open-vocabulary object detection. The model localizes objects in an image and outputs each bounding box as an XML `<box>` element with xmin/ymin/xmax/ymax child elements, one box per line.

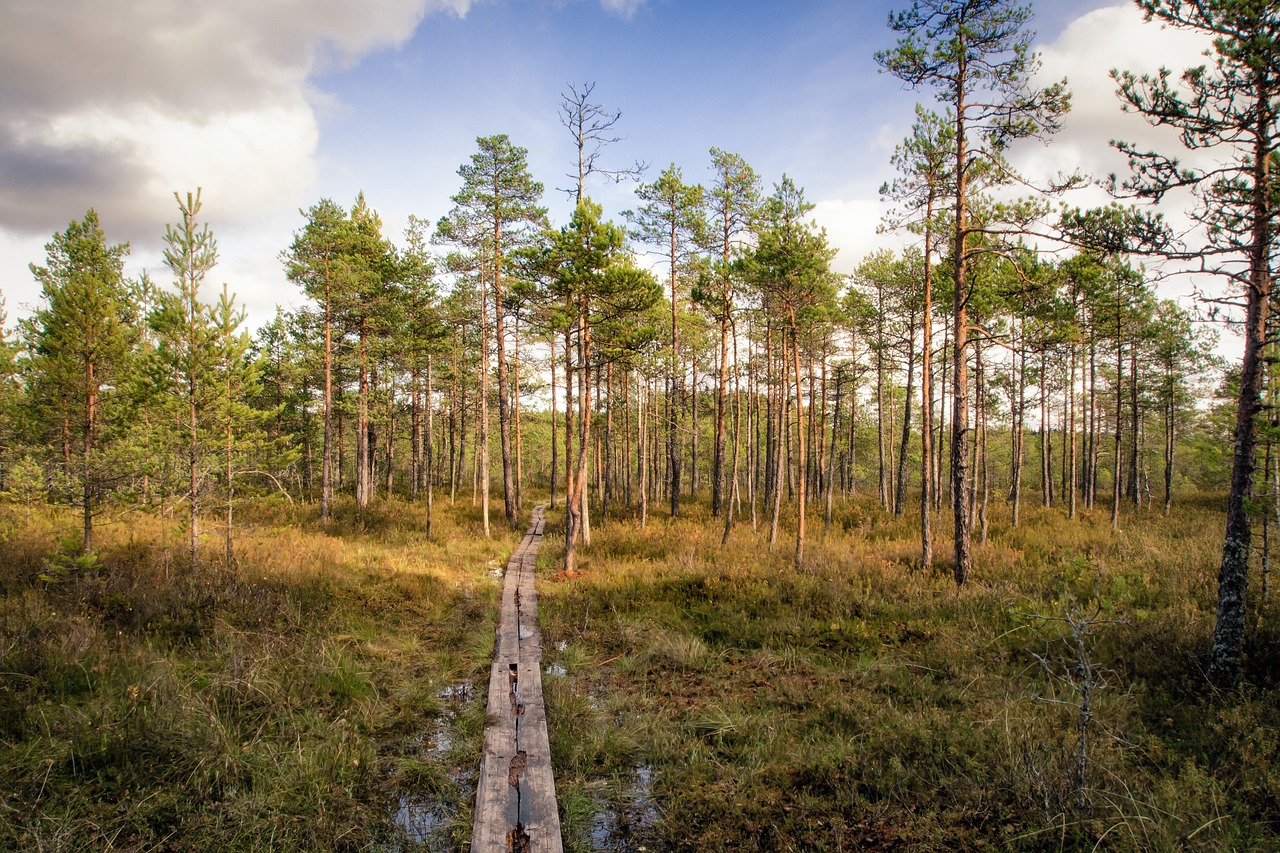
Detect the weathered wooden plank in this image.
<box><xmin>472</xmin><ymin>506</ymin><xmax>562</xmax><ymax>853</ymax></box>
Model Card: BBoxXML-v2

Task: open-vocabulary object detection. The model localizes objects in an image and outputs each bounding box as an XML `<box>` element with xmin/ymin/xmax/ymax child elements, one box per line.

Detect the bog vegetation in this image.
<box><xmin>0</xmin><ymin>0</ymin><xmax>1277</xmax><ymax>849</ymax></box>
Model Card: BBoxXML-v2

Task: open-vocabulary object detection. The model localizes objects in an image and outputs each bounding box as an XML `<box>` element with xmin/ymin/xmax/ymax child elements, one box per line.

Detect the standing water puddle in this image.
<box><xmin>590</xmin><ymin>764</ymin><xmax>663</xmax><ymax>851</ymax></box>
<box><xmin>391</xmin><ymin>681</ymin><xmax>479</xmax><ymax>848</ymax></box>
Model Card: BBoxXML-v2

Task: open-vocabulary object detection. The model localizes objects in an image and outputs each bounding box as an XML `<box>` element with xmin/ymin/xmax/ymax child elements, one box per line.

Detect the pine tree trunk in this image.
<box><xmin>690</xmin><ymin>357</ymin><xmax>698</xmax><ymax>498</ymax></box>
<box><xmin>826</xmin><ymin>367</ymin><xmax>841</xmax><ymax>536</ymax></box>
<box><xmin>950</xmin><ymin>88</ymin><xmax>973</xmax><ymax>585</ymax></box>
<box><xmin>1068</xmin><ymin>337</ymin><xmax>1078</xmax><ymax>519</ymax></box>
<box><xmin>1112</xmin><ymin>336</ymin><xmax>1124</xmax><ymax>533</ymax></box>
<box><xmin>565</xmin><ymin>330</ymin><xmax>574</xmax><ymax>526</ymax></box>
<box><xmin>426</xmin><ymin>355</ymin><xmax>434</xmax><ymax>538</ymax></box>
<box><xmin>1010</xmin><ymin>327</ymin><xmax>1025</xmax><ymax>527</ymax></box>
<box><xmin>1164</xmin><ymin>360</ymin><xmax>1175</xmax><ymax>515</ymax></box>
<box><xmin>357</xmin><ymin>322</ymin><xmax>370</xmax><ymax>510</ymax></box>
<box><xmin>769</xmin><ymin>374</ymin><xmax>787</xmax><ymax>551</ymax></box>
<box><xmin>921</xmin><ymin>213</ymin><xmax>935</xmax><ymax>566</ymax></box>
<box><xmin>493</xmin><ymin>230</ymin><xmax>516</xmax><ymax>528</ymax></box>
<box><xmin>321</xmin><ymin>292</ymin><xmax>333</xmax><ymax>522</ymax></box>
<box><xmin>895</xmin><ymin>321</ymin><xmax>916</xmax><ymax>517</ymax></box>
<box><xmin>723</xmin><ymin>320</ymin><xmax>743</xmax><ymax>545</ymax></box>
<box><xmin>565</xmin><ymin>301</ymin><xmax>593</xmax><ymax>573</ymax></box>
<box><xmin>638</xmin><ymin>371</ymin><xmax>648</xmax><ymax>528</ymax></box>
<box><xmin>550</xmin><ymin>346</ymin><xmax>558</xmax><ymax>510</ymax></box>
<box><xmin>790</xmin><ymin>320</ymin><xmax>807</xmax><ymax>570</ymax></box>
<box><xmin>479</xmin><ymin>281</ymin><xmax>491</xmax><ymax>537</ymax></box>
<box><xmin>1041</xmin><ymin>352</ymin><xmax>1052</xmax><ymax>509</ymax></box>
<box><xmin>1208</xmin><ymin>120</ymin><xmax>1273</xmax><ymax>686</ymax></box>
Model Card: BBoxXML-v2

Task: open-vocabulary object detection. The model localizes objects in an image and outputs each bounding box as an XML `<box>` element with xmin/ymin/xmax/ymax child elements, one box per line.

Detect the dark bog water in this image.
<box><xmin>590</xmin><ymin>764</ymin><xmax>663</xmax><ymax>852</ymax></box>
<box><xmin>388</xmin><ymin>681</ymin><xmax>480</xmax><ymax>850</ymax></box>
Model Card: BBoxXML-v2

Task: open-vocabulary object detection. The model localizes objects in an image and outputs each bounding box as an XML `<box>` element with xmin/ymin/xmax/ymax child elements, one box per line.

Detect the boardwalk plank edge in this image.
<box><xmin>472</xmin><ymin>506</ymin><xmax>563</xmax><ymax>853</ymax></box>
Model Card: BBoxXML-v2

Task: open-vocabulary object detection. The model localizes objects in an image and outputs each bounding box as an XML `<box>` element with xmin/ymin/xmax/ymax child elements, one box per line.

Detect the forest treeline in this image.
<box><xmin>0</xmin><ymin>0</ymin><xmax>1274</xmax><ymax>687</ymax></box>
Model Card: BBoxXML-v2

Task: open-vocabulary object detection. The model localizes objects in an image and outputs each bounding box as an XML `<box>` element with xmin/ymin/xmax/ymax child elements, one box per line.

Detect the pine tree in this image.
<box><xmin>212</xmin><ymin>285</ymin><xmax>279</xmax><ymax>565</ymax></box>
<box><xmin>881</xmin><ymin>106</ymin><xmax>956</xmax><ymax>569</ymax></box>
<box><xmin>285</xmin><ymin>199</ymin><xmax>354</xmax><ymax>523</ymax></box>
<box><xmin>150</xmin><ymin>190</ymin><xmax>223</xmax><ymax>568</ymax></box>
<box><xmin>1108</xmin><ymin>0</ymin><xmax>1279</xmax><ymax>687</ymax></box>
<box><xmin>877</xmin><ymin>0</ymin><xmax>1070</xmax><ymax>585</ymax></box>
<box><xmin>27</xmin><ymin>210</ymin><xmax>137</xmax><ymax>553</ymax></box>
<box><xmin>436</xmin><ymin>135</ymin><xmax>547</xmax><ymax>531</ymax></box>
<box><xmin>548</xmin><ymin>200</ymin><xmax>661</xmax><ymax>572</ymax></box>
<box><xmin>705</xmin><ymin>148</ymin><xmax>762</xmax><ymax>518</ymax></box>
<box><xmin>628</xmin><ymin>165</ymin><xmax>707</xmax><ymax>518</ymax></box>
<box><xmin>746</xmin><ymin>177</ymin><xmax>839</xmax><ymax>570</ymax></box>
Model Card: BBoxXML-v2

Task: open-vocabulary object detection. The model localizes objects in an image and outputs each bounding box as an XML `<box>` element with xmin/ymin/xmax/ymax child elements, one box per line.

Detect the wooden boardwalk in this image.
<box><xmin>472</xmin><ymin>505</ymin><xmax>563</xmax><ymax>852</ymax></box>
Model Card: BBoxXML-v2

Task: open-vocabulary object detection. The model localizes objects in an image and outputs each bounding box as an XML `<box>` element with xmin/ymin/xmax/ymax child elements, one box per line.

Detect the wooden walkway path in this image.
<box><xmin>472</xmin><ymin>505</ymin><xmax>563</xmax><ymax>852</ymax></box>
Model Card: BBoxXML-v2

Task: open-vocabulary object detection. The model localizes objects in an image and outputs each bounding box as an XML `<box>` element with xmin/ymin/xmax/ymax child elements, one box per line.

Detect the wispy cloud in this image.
<box><xmin>599</xmin><ymin>0</ymin><xmax>647</xmax><ymax>21</ymax></box>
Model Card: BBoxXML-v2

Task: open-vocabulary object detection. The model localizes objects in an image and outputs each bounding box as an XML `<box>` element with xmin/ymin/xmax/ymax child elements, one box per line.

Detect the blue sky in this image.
<box><xmin>0</xmin><ymin>0</ymin><xmax>1211</xmax><ymax>330</ymax></box>
<box><xmin>312</xmin><ymin>0</ymin><xmax>913</xmax><ymax>232</ymax></box>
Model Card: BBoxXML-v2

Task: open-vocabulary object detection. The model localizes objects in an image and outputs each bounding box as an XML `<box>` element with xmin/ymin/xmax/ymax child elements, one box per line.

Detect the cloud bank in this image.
<box><xmin>0</xmin><ymin>0</ymin><xmax>474</xmax><ymax>241</ymax></box>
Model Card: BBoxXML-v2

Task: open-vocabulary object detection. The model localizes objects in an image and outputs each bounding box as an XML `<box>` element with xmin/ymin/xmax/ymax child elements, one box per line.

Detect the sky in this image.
<box><xmin>0</xmin><ymin>0</ymin><xmax>1215</xmax><ymax>334</ymax></box>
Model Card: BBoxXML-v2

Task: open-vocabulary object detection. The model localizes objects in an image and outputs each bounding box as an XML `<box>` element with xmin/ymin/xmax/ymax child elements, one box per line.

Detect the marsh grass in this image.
<box><xmin>0</xmin><ymin>496</ymin><xmax>520</xmax><ymax>851</ymax></box>
<box><xmin>539</xmin><ymin>494</ymin><xmax>1280</xmax><ymax>851</ymax></box>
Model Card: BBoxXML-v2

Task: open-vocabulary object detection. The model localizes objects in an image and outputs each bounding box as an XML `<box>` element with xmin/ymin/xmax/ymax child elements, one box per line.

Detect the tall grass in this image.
<box><xmin>0</xmin><ymin>496</ymin><xmax>519</xmax><ymax>851</ymax></box>
<box><xmin>539</xmin><ymin>493</ymin><xmax>1280</xmax><ymax>851</ymax></box>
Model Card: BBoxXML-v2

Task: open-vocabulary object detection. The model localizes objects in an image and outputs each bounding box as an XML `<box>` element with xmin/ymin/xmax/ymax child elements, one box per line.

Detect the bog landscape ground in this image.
<box><xmin>1</xmin><ymin>490</ymin><xmax>1276</xmax><ymax>852</ymax></box>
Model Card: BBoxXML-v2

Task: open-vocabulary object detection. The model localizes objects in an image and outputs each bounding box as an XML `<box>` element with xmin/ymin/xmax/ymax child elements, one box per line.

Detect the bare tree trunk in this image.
<box><xmin>1112</xmin><ymin>337</ymin><xmax>1123</xmax><ymax>533</ymax></box>
<box><xmin>895</xmin><ymin>319</ymin><xmax>917</xmax><ymax>516</ymax></box>
<box><xmin>321</xmin><ymin>291</ymin><xmax>333</xmax><ymax>523</ymax></box>
<box><xmin>426</xmin><ymin>355</ymin><xmax>434</xmax><ymax>538</ymax></box>
<box><xmin>789</xmin><ymin>322</ymin><xmax>807</xmax><ymax>569</ymax></box>
<box><xmin>514</xmin><ymin>313</ymin><xmax>523</xmax><ymax>513</ymax></box>
<box><xmin>565</xmin><ymin>301</ymin><xmax>593</xmax><ymax>573</ymax></box>
<box><xmin>550</xmin><ymin>346</ymin><xmax>558</xmax><ymax>509</ymax></box>
<box><xmin>638</xmin><ymin>371</ymin><xmax>648</xmax><ymax>528</ymax></box>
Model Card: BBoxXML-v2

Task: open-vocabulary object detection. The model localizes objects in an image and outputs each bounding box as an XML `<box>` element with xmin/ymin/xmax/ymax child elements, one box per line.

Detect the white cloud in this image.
<box><xmin>1016</xmin><ymin>3</ymin><xmax>1213</xmax><ymax>189</ymax></box>
<box><xmin>599</xmin><ymin>0</ymin><xmax>647</xmax><ymax>21</ymax></box>
<box><xmin>810</xmin><ymin>5</ymin><xmax>1218</xmax><ymax>304</ymax></box>
<box><xmin>0</xmin><ymin>0</ymin><xmax>476</xmax><ymax>325</ymax></box>
<box><xmin>0</xmin><ymin>0</ymin><xmax>474</xmax><ymax>240</ymax></box>
<box><xmin>811</xmin><ymin>197</ymin><xmax>908</xmax><ymax>275</ymax></box>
